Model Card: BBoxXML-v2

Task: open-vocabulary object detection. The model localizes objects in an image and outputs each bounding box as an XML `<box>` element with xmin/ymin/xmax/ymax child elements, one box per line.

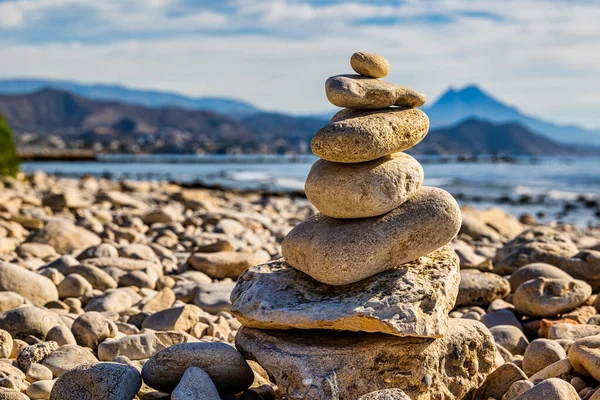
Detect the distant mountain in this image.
<box><xmin>426</xmin><ymin>85</ymin><xmax>600</xmax><ymax>146</ymax></box>
<box><xmin>0</xmin><ymin>88</ymin><xmax>591</xmax><ymax>156</ymax></box>
<box><xmin>0</xmin><ymin>78</ymin><xmax>259</xmax><ymax>117</ymax></box>
<box><xmin>412</xmin><ymin>118</ymin><xmax>591</xmax><ymax>156</ymax></box>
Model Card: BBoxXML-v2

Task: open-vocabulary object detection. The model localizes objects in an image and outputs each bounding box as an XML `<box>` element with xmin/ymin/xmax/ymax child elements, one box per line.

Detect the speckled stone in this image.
<box><xmin>305</xmin><ymin>152</ymin><xmax>423</xmax><ymax>218</ymax></box>
<box><xmin>311</xmin><ymin>107</ymin><xmax>429</xmax><ymax>163</ymax></box>
<box><xmin>232</xmin><ymin>244</ymin><xmax>459</xmax><ymax>337</ymax></box>
<box><xmin>282</xmin><ymin>187</ymin><xmax>461</xmax><ymax>285</ymax></box>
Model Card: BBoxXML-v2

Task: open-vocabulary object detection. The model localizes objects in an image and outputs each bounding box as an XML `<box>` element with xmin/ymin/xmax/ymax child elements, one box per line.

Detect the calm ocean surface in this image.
<box><xmin>22</xmin><ymin>155</ymin><xmax>600</xmax><ymax>226</ymax></box>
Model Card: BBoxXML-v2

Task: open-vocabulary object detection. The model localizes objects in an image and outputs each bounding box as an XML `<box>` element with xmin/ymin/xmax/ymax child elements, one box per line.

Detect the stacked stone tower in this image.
<box><xmin>232</xmin><ymin>53</ymin><xmax>495</xmax><ymax>399</ymax></box>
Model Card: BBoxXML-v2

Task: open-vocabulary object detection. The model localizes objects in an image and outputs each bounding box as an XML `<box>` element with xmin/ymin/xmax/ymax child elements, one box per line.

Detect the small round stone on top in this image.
<box><xmin>351</xmin><ymin>52</ymin><xmax>390</xmax><ymax>78</ymax></box>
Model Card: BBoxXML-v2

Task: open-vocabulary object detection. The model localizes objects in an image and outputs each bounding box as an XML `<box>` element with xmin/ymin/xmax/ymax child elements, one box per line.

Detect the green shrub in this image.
<box><xmin>0</xmin><ymin>115</ymin><xmax>20</xmax><ymax>176</ymax></box>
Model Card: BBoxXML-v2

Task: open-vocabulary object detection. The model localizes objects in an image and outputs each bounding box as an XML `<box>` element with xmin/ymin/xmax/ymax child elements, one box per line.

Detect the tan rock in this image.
<box><xmin>0</xmin><ymin>262</ymin><xmax>59</xmax><ymax>306</ymax></box>
<box><xmin>141</xmin><ymin>342</ymin><xmax>254</xmax><ymax>394</ymax></box>
<box><xmin>141</xmin><ymin>305</ymin><xmax>201</xmax><ymax>332</ymax></box>
<box><xmin>235</xmin><ymin>319</ymin><xmax>495</xmax><ymax>400</ymax></box>
<box><xmin>0</xmin><ymin>330</ymin><xmax>12</xmax><ymax>358</ymax></box>
<box><xmin>26</xmin><ymin>379</ymin><xmax>54</xmax><ymax>400</ymax></box>
<box><xmin>42</xmin><ymin>345</ymin><xmax>98</xmax><ymax>377</ymax></box>
<box><xmin>0</xmin><ymin>306</ymin><xmax>66</xmax><ymax>340</ymax></box>
<box><xmin>311</xmin><ymin>107</ymin><xmax>429</xmax><ymax>163</ymax></box>
<box><xmin>529</xmin><ymin>358</ymin><xmax>575</xmax><ymax>383</ymax></box>
<box><xmin>523</xmin><ymin>339</ymin><xmax>567</xmax><ymax>377</ymax></box>
<box><xmin>0</xmin><ymin>292</ymin><xmax>24</xmax><ymax>313</ymax></box>
<box><xmin>473</xmin><ymin>362</ymin><xmax>528</xmax><ymax>400</ymax></box>
<box><xmin>558</xmin><ymin>250</ymin><xmax>600</xmax><ymax>291</ymax></box>
<box><xmin>502</xmin><ymin>380</ymin><xmax>534</xmax><ymax>400</ymax></box>
<box><xmin>513</xmin><ymin>278</ymin><xmax>591</xmax><ymax>317</ymax></box>
<box><xmin>547</xmin><ymin>323</ymin><xmax>600</xmax><ymax>340</ymax></box>
<box><xmin>26</xmin><ymin>220</ymin><xmax>101</xmax><ymax>254</ymax></box>
<box><xmin>514</xmin><ymin>378</ymin><xmax>579</xmax><ymax>400</ymax></box>
<box><xmin>358</xmin><ymin>389</ymin><xmax>410</xmax><ymax>400</ymax></box>
<box><xmin>508</xmin><ymin>263</ymin><xmax>573</xmax><ymax>292</ymax></box>
<box><xmin>171</xmin><ymin>367</ymin><xmax>220</xmax><ymax>400</ymax></box>
<box><xmin>325</xmin><ymin>75</ymin><xmax>425</xmax><ymax>109</ymax></box>
<box><xmin>456</xmin><ymin>269</ymin><xmax>510</xmax><ymax>307</ymax></box>
<box><xmin>568</xmin><ymin>335</ymin><xmax>600</xmax><ymax>381</ymax></box>
<box><xmin>282</xmin><ymin>187</ymin><xmax>461</xmax><ymax>285</ymax></box>
<box><xmin>493</xmin><ymin>227</ymin><xmax>579</xmax><ymax>275</ymax></box>
<box><xmin>232</xmin><ymin>244</ymin><xmax>459</xmax><ymax>337</ymax></box>
<box><xmin>304</xmin><ymin>152</ymin><xmax>423</xmax><ymax>219</ymax></box>
<box><xmin>188</xmin><ymin>250</ymin><xmax>270</xmax><ymax>279</ymax></box>
<box><xmin>97</xmin><ymin>331</ymin><xmax>192</xmax><ymax>361</ymax></box>
<box><xmin>141</xmin><ymin>287</ymin><xmax>176</xmax><ymax>313</ymax></box>
<box><xmin>71</xmin><ymin>312</ymin><xmax>118</xmax><ymax>350</ymax></box>
<box><xmin>350</xmin><ymin>52</ymin><xmax>390</xmax><ymax>78</ymax></box>
<box><xmin>50</xmin><ymin>362</ymin><xmax>142</xmax><ymax>400</ymax></box>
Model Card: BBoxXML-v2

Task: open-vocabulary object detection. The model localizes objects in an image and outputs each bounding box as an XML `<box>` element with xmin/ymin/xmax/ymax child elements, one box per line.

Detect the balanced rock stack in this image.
<box><xmin>232</xmin><ymin>53</ymin><xmax>495</xmax><ymax>399</ymax></box>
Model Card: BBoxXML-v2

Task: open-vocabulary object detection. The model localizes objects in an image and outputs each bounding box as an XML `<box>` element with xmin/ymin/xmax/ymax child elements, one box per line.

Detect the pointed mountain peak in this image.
<box><xmin>434</xmin><ymin>84</ymin><xmax>499</xmax><ymax>105</ymax></box>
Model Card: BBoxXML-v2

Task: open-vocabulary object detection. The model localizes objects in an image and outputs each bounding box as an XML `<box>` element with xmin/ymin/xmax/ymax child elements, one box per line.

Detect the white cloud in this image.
<box><xmin>0</xmin><ymin>0</ymin><xmax>599</xmax><ymax>127</ymax></box>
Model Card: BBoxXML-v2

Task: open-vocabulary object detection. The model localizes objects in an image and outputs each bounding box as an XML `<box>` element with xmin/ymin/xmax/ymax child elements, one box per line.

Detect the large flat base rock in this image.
<box><xmin>231</xmin><ymin>244</ymin><xmax>459</xmax><ymax>337</ymax></box>
<box><xmin>235</xmin><ymin>319</ymin><xmax>496</xmax><ymax>400</ymax></box>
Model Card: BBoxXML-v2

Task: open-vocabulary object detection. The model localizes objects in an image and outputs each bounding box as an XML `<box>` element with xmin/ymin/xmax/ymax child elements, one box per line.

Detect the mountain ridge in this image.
<box><xmin>0</xmin><ymin>78</ymin><xmax>259</xmax><ymax>118</ymax></box>
<box><xmin>426</xmin><ymin>84</ymin><xmax>600</xmax><ymax>146</ymax></box>
<box><xmin>0</xmin><ymin>88</ymin><xmax>590</xmax><ymax>156</ymax></box>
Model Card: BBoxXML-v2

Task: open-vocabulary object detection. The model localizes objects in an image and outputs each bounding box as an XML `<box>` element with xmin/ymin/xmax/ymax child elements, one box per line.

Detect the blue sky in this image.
<box><xmin>0</xmin><ymin>0</ymin><xmax>599</xmax><ymax>127</ymax></box>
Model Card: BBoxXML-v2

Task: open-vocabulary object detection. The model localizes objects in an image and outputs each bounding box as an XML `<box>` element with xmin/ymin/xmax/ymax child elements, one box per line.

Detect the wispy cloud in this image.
<box><xmin>0</xmin><ymin>0</ymin><xmax>599</xmax><ymax>127</ymax></box>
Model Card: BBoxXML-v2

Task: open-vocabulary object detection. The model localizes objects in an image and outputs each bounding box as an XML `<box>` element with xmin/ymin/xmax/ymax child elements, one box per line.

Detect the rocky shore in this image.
<box><xmin>0</xmin><ymin>52</ymin><xmax>600</xmax><ymax>399</ymax></box>
<box><xmin>0</xmin><ymin>170</ymin><xmax>598</xmax><ymax>399</ymax></box>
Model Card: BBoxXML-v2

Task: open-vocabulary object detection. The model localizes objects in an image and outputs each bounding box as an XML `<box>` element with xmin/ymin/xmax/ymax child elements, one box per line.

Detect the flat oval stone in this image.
<box><xmin>231</xmin><ymin>245</ymin><xmax>459</xmax><ymax>337</ymax></box>
<box><xmin>281</xmin><ymin>187</ymin><xmax>461</xmax><ymax>285</ymax></box>
<box><xmin>141</xmin><ymin>342</ymin><xmax>254</xmax><ymax>394</ymax></box>
<box><xmin>311</xmin><ymin>107</ymin><xmax>429</xmax><ymax>163</ymax></box>
<box><xmin>305</xmin><ymin>152</ymin><xmax>423</xmax><ymax>218</ymax></box>
<box><xmin>350</xmin><ymin>52</ymin><xmax>390</xmax><ymax>78</ymax></box>
<box><xmin>513</xmin><ymin>277</ymin><xmax>591</xmax><ymax>317</ymax></box>
<box><xmin>325</xmin><ymin>75</ymin><xmax>426</xmax><ymax>109</ymax></box>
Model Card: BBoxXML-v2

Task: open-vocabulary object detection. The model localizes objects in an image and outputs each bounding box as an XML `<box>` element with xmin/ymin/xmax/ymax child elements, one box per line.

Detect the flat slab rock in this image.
<box><xmin>236</xmin><ymin>319</ymin><xmax>495</xmax><ymax>400</ymax></box>
<box><xmin>231</xmin><ymin>244</ymin><xmax>459</xmax><ymax>337</ymax></box>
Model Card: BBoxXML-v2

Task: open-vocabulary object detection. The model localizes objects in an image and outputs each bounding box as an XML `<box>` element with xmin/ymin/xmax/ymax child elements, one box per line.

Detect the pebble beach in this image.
<box><xmin>0</xmin><ymin>51</ymin><xmax>599</xmax><ymax>400</ymax></box>
<box><xmin>0</xmin><ymin>171</ymin><xmax>599</xmax><ymax>399</ymax></box>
